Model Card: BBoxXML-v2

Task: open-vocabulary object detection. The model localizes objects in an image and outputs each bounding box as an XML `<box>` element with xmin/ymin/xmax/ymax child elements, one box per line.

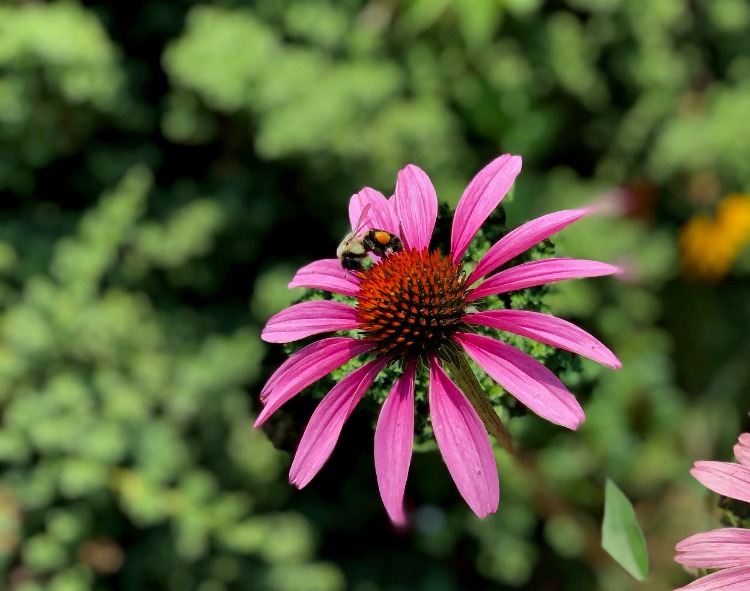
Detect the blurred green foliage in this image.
<box><xmin>1</xmin><ymin>1</ymin><xmax>749</xmax><ymax>590</ymax></box>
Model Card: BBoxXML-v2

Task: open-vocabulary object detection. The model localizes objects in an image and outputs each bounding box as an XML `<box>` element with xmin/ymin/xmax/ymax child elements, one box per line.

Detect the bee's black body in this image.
<box><xmin>337</xmin><ymin>229</ymin><xmax>403</xmax><ymax>272</ymax></box>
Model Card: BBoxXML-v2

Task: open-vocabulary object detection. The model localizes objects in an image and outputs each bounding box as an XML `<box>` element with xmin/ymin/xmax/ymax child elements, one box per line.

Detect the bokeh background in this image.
<box><xmin>1</xmin><ymin>0</ymin><xmax>749</xmax><ymax>590</ymax></box>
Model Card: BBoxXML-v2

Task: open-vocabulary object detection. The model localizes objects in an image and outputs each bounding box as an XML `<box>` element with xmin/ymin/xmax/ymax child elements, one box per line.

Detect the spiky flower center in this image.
<box><xmin>355</xmin><ymin>249</ymin><xmax>469</xmax><ymax>358</ymax></box>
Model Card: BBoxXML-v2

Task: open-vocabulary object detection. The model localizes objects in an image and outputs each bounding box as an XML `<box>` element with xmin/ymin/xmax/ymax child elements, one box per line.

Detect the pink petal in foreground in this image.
<box><xmin>465</xmin><ymin>309</ymin><xmax>621</xmax><ymax>369</ymax></box>
<box><xmin>255</xmin><ymin>337</ymin><xmax>376</xmax><ymax>427</ymax></box>
<box><xmin>395</xmin><ymin>164</ymin><xmax>437</xmax><ymax>251</ymax></box>
<box><xmin>468</xmin><ymin>208</ymin><xmax>592</xmax><ymax>284</ymax></box>
<box><xmin>349</xmin><ymin>187</ymin><xmax>401</xmax><ymax>236</ymax></box>
<box><xmin>428</xmin><ymin>355</ymin><xmax>499</xmax><ymax>518</ymax></box>
<box><xmin>451</xmin><ymin>154</ymin><xmax>522</xmax><ymax>264</ymax></box>
<box><xmin>735</xmin><ymin>433</ymin><xmax>750</xmax><ymax>467</ymax></box>
<box><xmin>289</xmin><ymin>259</ymin><xmax>360</xmax><ymax>297</ymax></box>
<box><xmin>262</xmin><ymin>300</ymin><xmax>359</xmax><ymax>343</ymax></box>
<box><xmin>674</xmin><ymin>566</ymin><xmax>750</xmax><ymax>591</ymax></box>
<box><xmin>290</xmin><ymin>357</ymin><xmax>388</xmax><ymax>488</ymax></box>
<box><xmin>691</xmin><ymin>461</ymin><xmax>750</xmax><ymax>503</ymax></box>
<box><xmin>455</xmin><ymin>332</ymin><xmax>584</xmax><ymax>429</ymax></box>
<box><xmin>468</xmin><ymin>258</ymin><xmax>620</xmax><ymax>301</ymax></box>
<box><xmin>374</xmin><ymin>360</ymin><xmax>416</xmax><ymax>525</ymax></box>
<box><xmin>676</xmin><ymin>528</ymin><xmax>750</xmax><ymax>569</ymax></box>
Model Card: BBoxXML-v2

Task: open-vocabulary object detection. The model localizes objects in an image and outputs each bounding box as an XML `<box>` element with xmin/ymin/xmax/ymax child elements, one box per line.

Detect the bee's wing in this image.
<box><xmin>351</xmin><ymin>202</ymin><xmax>372</xmax><ymax>235</ymax></box>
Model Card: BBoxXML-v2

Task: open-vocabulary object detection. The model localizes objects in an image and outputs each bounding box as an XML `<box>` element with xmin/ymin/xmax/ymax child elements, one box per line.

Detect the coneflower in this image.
<box><xmin>258</xmin><ymin>154</ymin><xmax>621</xmax><ymax>523</ymax></box>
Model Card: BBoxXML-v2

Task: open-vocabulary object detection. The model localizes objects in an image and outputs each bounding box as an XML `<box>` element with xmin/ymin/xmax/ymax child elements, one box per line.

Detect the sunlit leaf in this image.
<box><xmin>602</xmin><ymin>479</ymin><xmax>649</xmax><ymax>581</ymax></box>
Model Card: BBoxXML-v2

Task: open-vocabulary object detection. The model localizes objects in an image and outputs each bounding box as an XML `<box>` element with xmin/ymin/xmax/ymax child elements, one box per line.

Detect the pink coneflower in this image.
<box><xmin>257</xmin><ymin>154</ymin><xmax>621</xmax><ymax>523</ymax></box>
<box><xmin>674</xmin><ymin>433</ymin><xmax>750</xmax><ymax>591</ymax></box>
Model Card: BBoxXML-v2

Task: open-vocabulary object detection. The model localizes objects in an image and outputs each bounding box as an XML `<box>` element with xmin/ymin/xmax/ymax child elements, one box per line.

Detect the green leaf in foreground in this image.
<box><xmin>602</xmin><ymin>479</ymin><xmax>649</xmax><ymax>581</ymax></box>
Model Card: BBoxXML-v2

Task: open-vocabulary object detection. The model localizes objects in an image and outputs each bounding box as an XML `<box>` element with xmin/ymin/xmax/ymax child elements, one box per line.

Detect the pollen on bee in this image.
<box><xmin>374</xmin><ymin>231</ymin><xmax>391</xmax><ymax>245</ymax></box>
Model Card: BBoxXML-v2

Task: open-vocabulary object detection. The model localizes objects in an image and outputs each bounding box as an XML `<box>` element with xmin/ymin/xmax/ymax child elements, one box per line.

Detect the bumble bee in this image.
<box><xmin>337</xmin><ymin>204</ymin><xmax>403</xmax><ymax>271</ymax></box>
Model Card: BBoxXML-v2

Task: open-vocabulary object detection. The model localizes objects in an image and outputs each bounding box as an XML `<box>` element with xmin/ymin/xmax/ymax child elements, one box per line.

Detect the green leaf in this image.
<box><xmin>441</xmin><ymin>349</ymin><xmax>512</xmax><ymax>453</ymax></box>
<box><xmin>602</xmin><ymin>479</ymin><xmax>649</xmax><ymax>581</ymax></box>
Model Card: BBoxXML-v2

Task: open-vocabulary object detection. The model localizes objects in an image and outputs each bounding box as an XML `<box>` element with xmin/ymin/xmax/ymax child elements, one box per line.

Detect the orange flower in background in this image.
<box><xmin>717</xmin><ymin>194</ymin><xmax>750</xmax><ymax>243</ymax></box>
<box><xmin>679</xmin><ymin>193</ymin><xmax>750</xmax><ymax>281</ymax></box>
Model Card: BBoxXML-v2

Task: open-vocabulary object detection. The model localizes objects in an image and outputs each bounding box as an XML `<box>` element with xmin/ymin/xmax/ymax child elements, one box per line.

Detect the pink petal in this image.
<box><xmin>674</xmin><ymin>566</ymin><xmax>750</xmax><ymax>591</ymax></box>
<box><xmin>254</xmin><ymin>337</ymin><xmax>375</xmax><ymax>427</ymax></box>
<box><xmin>349</xmin><ymin>187</ymin><xmax>401</xmax><ymax>236</ymax></box>
<box><xmin>454</xmin><ymin>332</ymin><xmax>584</xmax><ymax>429</ymax></box>
<box><xmin>468</xmin><ymin>208</ymin><xmax>593</xmax><ymax>284</ymax></box>
<box><xmin>395</xmin><ymin>164</ymin><xmax>437</xmax><ymax>251</ymax></box>
<box><xmin>465</xmin><ymin>309</ymin><xmax>621</xmax><ymax>369</ymax></box>
<box><xmin>374</xmin><ymin>360</ymin><xmax>416</xmax><ymax>525</ymax></box>
<box><xmin>467</xmin><ymin>258</ymin><xmax>621</xmax><ymax>301</ymax></box>
<box><xmin>735</xmin><ymin>433</ymin><xmax>750</xmax><ymax>467</ymax></box>
<box><xmin>691</xmin><ymin>461</ymin><xmax>750</xmax><ymax>503</ymax></box>
<box><xmin>451</xmin><ymin>154</ymin><xmax>523</xmax><ymax>264</ymax></box>
<box><xmin>676</xmin><ymin>528</ymin><xmax>750</xmax><ymax>568</ymax></box>
<box><xmin>289</xmin><ymin>258</ymin><xmax>360</xmax><ymax>297</ymax></box>
<box><xmin>262</xmin><ymin>300</ymin><xmax>359</xmax><ymax>343</ymax></box>
<box><xmin>428</xmin><ymin>355</ymin><xmax>499</xmax><ymax>518</ymax></box>
<box><xmin>290</xmin><ymin>357</ymin><xmax>388</xmax><ymax>488</ymax></box>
